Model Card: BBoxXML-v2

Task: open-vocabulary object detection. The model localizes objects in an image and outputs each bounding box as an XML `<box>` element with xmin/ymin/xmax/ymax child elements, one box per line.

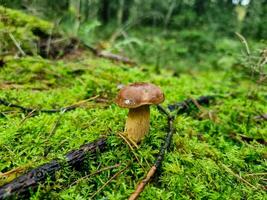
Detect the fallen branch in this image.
<box><xmin>129</xmin><ymin>96</ymin><xmax>217</xmax><ymax>199</ymax></box>
<box><xmin>229</xmin><ymin>133</ymin><xmax>267</xmax><ymax>145</ymax></box>
<box><xmin>128</xmin><ymin>106</ymin><xmax>175</xmax><ymax>200</ymax></box>
<box><xmin>0</xmin><ymin>138</ymin><xmax>107</xmax><ymax>199</ymax></box>
<box><xmin>85</xmin><ymin>44</ymin><xmax>135</xmax><ymax>65</ymax></box>
<box><xmin>0</xmin><ymin>96</ymin><xmax>99</xmax><ymax>114</ymax></box>
<box><xmin>168</xmin><ymin>95</ymin><xmax>215</xmax><ymax>113</ymax></box>
<box><xmin>98</xmin><ymin>50</ymin><xmax>135</xmax><ymax>65</ymax></box>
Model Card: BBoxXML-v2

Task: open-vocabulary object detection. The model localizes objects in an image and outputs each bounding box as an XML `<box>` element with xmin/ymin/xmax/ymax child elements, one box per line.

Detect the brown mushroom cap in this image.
<box><xmin>115</xmin><ymin>82</ymin><xmax>165</xmax><ymax>108</ymax></box>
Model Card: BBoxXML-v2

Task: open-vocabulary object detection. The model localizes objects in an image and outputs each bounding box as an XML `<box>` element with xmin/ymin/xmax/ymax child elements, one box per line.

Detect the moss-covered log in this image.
<box><xmin>0</xmin><ymin>138</ymin><xmax>106</xmax><ymax>199</ymax></box>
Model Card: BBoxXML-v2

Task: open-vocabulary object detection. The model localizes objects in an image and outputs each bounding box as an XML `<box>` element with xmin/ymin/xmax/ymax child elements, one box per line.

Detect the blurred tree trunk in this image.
<box><xmin>123</xmin><ymin>0</ymin><xmax>131</xmax><ymax>23</ymax></box>
<box><xmin>128</xmin><ymin>0</ymin><xmax>137</xmax><ymax>23</ymax></box>
<box><xmin>69</xmin><ymin>0</ymin><xmax>81</xmax><ymax>18</ymax></box>
<box><xmin>164</xmin><ymin>0</ymin><xmax>177</xmax><ymax>30</ymax></box>
<box><xmin>99</xmin><ymin>0</ymin><xmax>109</xmax><ymax>24</ymax></box>
<box><xmin>117</xmin><ymin>0</ymin><xmax>124</xmax><ymax>26</ymax></box>
<box><xmin>194</xmin><ymin>0</ymin><xmax>209</xmax><ymax>15</ymax></box>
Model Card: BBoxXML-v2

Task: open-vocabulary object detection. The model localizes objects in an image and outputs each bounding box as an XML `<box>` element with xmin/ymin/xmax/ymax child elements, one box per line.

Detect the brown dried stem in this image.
<box><xmin>128</xmin><ymin>105</ymin><xmax>175</xmax><ymax>200</ymax></box>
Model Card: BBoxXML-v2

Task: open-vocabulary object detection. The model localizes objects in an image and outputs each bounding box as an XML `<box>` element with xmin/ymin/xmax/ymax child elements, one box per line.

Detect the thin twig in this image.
<box><xmin>167</xmin><ymin>95</ymin><xmax>215</xmax><ymax>113</ymax></box>
<box><xmin>0</xmin><ymin>95</ymin><xmax>99</xmax><ymax>114</ymax></box>
<box><xmin>46</xmin><ymin>109</ymin><xmax>66</xmax><ymax>140</ymax></box>
<box><xmin>91</xmin><ymin>164</ymin><xmax>130</xmax><ymax>199</ymax></box>
<box><xmin>129</xmin><ymin>166</ymin><xmax>157</xmax><ymax>200</ymax></box>
<box><xmin>243</xmin><ymin>173</ymin><xmax>267</xmax><ymax>177</ymax></box>
<box><xmin>118</xmin><ymin>133</ymin><xmax>146</xmax><ymax>170</ymax></box>
<box><xmin>18</xmin><ymin>109</ymin><xmax>37</xmax><ymax>127</ymax></box>
<box><xmin>254</xmin><ymin>113</ymin><xmax>267</xmax><ymax>121</ymax></box>
<box><xmin>190</xmin><ymin>97</ymin><xmax>203</xmax><ymax>110</ymax></box>
<box><xmin>156</xmin><ymin>104</ymin><xmax>170</xmax><ymax>116</ymax></box>
<box><xmin>220</xmin><ymin>163</ymin><xmax>258</xmax><ymax>190</ymax></box>
<box><xmin>98</xmin><ymin>50</ymin><xmax>135</xmax><ymax>65</ymax></box>
<box><xmin>229</xmin><ymin>132</ymin><xmax>267</xmax><ymax>145</ymax></box>
<box><xmin>0</xmin><ymin>166</ymin><xmax>28</xmax><ymax>179</ymax></box>
<box><xmin>70</xmin><ymin>163</ymin><xmax>121</xmax><ymax>187</ymax></box>
<box><xmin>45</xmin><ymin>19</ymin><xmax>61</xmax><ymax>57</ymax></box>
<box><xmin>235</xmin><ymin>32</ymin><xmax>250</xmax><ymax>56</ymax></box>
<box><xmin>118</xmin><ymin>132</ymin><xmax>135</xmax><ymax>151</ymax></box>
<box><xmin>128</xmin><ymin>106</ymin><xmax>175</xmax><ymax>200</ymax></box>
<box><xmin>8</xmin><ymin>33</ymin><xmax>26</xmax><ymax>56</ymax></box>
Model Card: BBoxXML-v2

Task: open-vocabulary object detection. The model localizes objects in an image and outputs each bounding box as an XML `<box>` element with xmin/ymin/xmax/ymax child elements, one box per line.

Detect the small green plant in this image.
<box><xmin>59</xmin><ymin>10</ymin><xmax>101</xmax><ymax>45</ymax></box>
<box><xmin>235</xmin><ymin>32</ymin><xmax>267</xmax><ymax>83</ymax></box>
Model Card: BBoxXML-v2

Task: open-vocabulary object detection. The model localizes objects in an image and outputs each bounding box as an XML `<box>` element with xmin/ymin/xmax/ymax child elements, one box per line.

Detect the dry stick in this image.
<box><xmin>220</xmin><ymin>163</ymin><xmax>258</xmax><ymax>190</ymax></box>
<box><xmin>18</xmin><ymin>109</ymin><xmax>37</xmax><ymax>126</ymax></box>
<box><xmin>0</xmin><ymin>95</ymin><xmax>99</xmax><ymax>114</ymax></box>
<box><xmin>98</xmin><ymin>50</ymin><xmax>135</xmax><ymax>65</ymax></box>
<box><xmin>0</xmin><ymin>138</ymin><xmax>107</xmax><ymax>199</ymax></box>
<box><xmin>91</xmin><ymin>164</ymin><xmax>130</xmax><ymax>199</ymax></box>
<box><xmin>84</xmin><ymin>44</ymin><xmax>135</xmax><ymax>65</ymax></box>
<box><xmin>118</xmin><ymin>132</ymin><xmax>135</xmax><ymax>151</ymax></box>
<box><xmin>254</xmin><ymin>113</ymin><xmax>267</xmax><ymax>121</ymax></box>
<box><xmin>190</xmin><ymin>96</ymin><xmax>203</xmax><ymax>110</ymax></box>
<box><xmin>70</xmin><ymin>163</ymin><xmax>121</xmax><ymax>187</ymax></box>
<box><xmin>46</xmin><ymin>109</ymin><xmax>66</xmax><ymax>139</ymax></box>
<box><xmin>118</xmin><ymin>133</ymin><xmax>147</xmax><ymax>171</ymax></box>
<box><xmin>235</xmin><ymin>32</ymin><xmax>251</xmax><ymax>56</ymax></box>
<box><xmin>0</xmin><ymin>83</ymin><xmax>25</xmax><ymax>90</ymax></box>
<box><xmin>45</xmin><ymin>19</ymin><xmax>61</xmax><ymax>57</ymax></box>
<box><xmin>243</xmin><ymin>173</ymin><xmax>267</xmax><ymax>177</ymax></box>
<box><xmin>128</xmin><ymin>105</ymin><xmax>175</xmax><ymax>200</ymax></box>
<box><xmin>229</xmin><ymin>132</ymin><xmax>267</xmax><ymax>146</ymax></box>
<box><xmin>0</xmin><ymin>166</ymin><xmax>28</xmax><ymax>179</ymax></box>
<box><xmin>8</xmin><ymin>33</ymin><xmax>26</xmax><ymax>56</ymax></box>
<box><xmin>190</xmin><ymin>97</ymin><xmax>216</xmax><ymax>121</ymax></box>
<box><xmin>0</xmin><ymin>99</ymin><xmax>34</xmax><ymax>113</ymax></box>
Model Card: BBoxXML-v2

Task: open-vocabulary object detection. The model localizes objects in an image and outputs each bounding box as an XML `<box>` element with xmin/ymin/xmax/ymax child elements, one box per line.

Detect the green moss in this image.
<box><xmin>0</xmin><ymin>55</ymin><xmax>266</xmax><ymax>199</ymax></box>
<box><xmin>0</xmin><ymin>6</ymin><xmax>52</xmax><ymax>31</ymax></box>
<box><xmin>0</xmin><ymin>7</ymin><xmax>266</xmax><ymax>200</ymax></box>
<box><xmin>0</xmin><ymin>6</ymin><xmax>52</xmax><ymax>55</ymax></box>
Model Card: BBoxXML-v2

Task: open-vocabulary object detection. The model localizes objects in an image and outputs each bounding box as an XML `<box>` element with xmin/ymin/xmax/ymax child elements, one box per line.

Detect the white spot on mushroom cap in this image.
<box><xmin>117</xmin><ymin>84</ymin><xmax>125</xmax><ymax>89</ymax></box>
<box><xmin>124</xmin><ymin>99</ymin><xmax>132</xmax><ymax>105</ymax></box>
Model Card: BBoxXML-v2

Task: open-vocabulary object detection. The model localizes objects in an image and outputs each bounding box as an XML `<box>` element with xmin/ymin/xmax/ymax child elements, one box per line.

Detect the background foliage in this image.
<box><xmin>0</xmin><ymin>1</ymin><xmax>266</xmax><ymax>199</ymax></box>
<box><xmin>1</xmin><ymin>0</ymin><xmax>266</xmax><ymax>72</ymax></box>
<box><xmin>2</xmin><ymin>0</ymin><xmax>267</xmax><ymax>37</ymax></box>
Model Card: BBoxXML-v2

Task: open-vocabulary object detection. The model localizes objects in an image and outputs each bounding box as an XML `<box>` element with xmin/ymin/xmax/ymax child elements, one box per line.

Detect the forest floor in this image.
<box><xmin>0</xmin><ymin>6</ymin><xmax>266</xmax><ymax>200</ymax></box>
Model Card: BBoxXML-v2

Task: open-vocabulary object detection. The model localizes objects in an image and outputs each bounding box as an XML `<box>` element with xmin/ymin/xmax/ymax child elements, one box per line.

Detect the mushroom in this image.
<box><xmin>115</xmin><ymin>82</ymin><xmax>164</xmax><ymax>145</ymax></box>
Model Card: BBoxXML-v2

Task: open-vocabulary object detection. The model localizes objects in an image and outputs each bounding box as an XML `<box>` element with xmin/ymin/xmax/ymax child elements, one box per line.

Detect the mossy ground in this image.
<box><xmin>0</xmin><ymin>6</ymin><xmax>267</xmax><ymax>200</ymax></box>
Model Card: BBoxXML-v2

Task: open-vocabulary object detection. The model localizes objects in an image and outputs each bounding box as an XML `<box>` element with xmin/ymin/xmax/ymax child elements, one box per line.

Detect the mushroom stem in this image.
<box><xmin>125</xmin><ymin>105</ymin><xmax>150</xmax><ymax>143</ymax></box>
